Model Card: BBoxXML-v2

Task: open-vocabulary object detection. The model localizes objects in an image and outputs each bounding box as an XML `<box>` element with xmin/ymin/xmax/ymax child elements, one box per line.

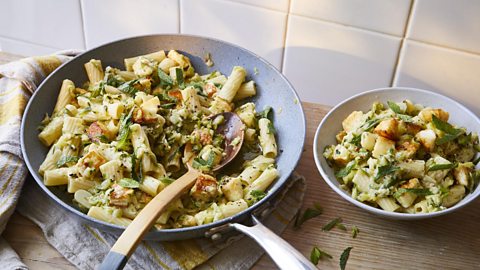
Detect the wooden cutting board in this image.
<box><xmin>2</xmin><ymin>52</ymin><xmax>479</xmax><ymax>270</ymax></box>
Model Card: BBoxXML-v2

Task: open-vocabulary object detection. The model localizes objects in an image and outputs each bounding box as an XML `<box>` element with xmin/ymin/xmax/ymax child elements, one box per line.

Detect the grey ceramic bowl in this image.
<box><xmin>21</xmin><ymin>34</ymin><xmax>306</xmax><ymax>240</ymax></box>
<box><xmin>313</xmin><ymin>87</ymin><xmax>480</xmax><ymax>220</ymax></box>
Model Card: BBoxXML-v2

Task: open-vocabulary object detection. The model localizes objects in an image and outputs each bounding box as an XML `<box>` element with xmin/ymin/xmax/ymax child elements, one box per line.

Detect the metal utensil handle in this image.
<box><xmin>230</xmin><ymin>216</ymin><xmax>317</xmax><ymax>270</ymax></box>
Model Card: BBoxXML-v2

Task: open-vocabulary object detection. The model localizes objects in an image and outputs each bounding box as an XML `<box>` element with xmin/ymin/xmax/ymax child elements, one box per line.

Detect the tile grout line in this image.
<box><xmin>0</xmin><ymin>35</ymin><xmax>61</xmax><ymax>51</ymax></box>
<box><xmin>390</xmin><ymin>0</ymin><xmax>416</xmax><ymax>87</ymax></box>
<box><xmin>279</xmin><ymin>0</ymin><xmax>292</xmax><ymax>73</ymax></box>
<box><xmin>79</xmin><ymin>0</ymin><xmax>88</xmax><ymax>49</ymax></box>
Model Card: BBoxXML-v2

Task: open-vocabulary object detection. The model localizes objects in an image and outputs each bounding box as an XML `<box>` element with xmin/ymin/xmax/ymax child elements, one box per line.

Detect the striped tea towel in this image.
<box><xmin>0</xmin><ymin>54</ymin><xmax>73</xmax><ymax>270</ymax></box>
<box><xmin>0</xmin><ymin>54</ymin><xmax>306</xmax><ymax>270</ymax></box>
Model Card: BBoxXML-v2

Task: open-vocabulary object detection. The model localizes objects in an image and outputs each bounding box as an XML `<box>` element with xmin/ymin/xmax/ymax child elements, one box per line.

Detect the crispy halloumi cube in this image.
<box><xmin>453</xmin><ymin>163</ymin><xmax>474</xmax><ymax>186</ymax></box>
<box><xmin>416</xmin><ymin>129</ymin><xmax>436</xmax><ymax>151</ymax></box>
<box><xmin>342</xmin><ymin>111</ymin><xmax>364</xmax><ymax>133</ymax></box>
<box><xmin>372</xmin><ymin>136</ymin><xmax>395</xmax><ymax>158</ymax></box>
<box><xmin>374</xmin><ymin>119</ymin><xmax>399</xmax><ymax>140</ymax></box>
<box><xmin>418</xmin><ymin>107</ymin><xmax>449</xmax><ymax>122</ymax></box>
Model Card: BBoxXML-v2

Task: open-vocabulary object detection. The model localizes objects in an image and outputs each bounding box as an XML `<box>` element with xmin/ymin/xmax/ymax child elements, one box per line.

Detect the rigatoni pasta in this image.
<box><xmin>37</xmin><ymin>50</ymin><xmax>280</xmax><ymax>228</ymax></box>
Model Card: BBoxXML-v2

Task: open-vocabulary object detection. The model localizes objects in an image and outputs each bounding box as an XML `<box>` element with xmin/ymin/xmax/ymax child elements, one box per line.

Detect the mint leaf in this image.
<box><xmin>294</xmin><ymin>203</ymin><xmax>323</xmax><ymax>228</ymax></box>
<box><xmin>118</xmin><ymin>79</ymin><xmax>139</xmax><ymax>95</ymax></box>
<box><xmin>157</xmin><ymin>68</ymin><xmax>173</xmax><ymax>89</ymax></box>
<box><xmin>175</xmin><ymin>68</ymin><xmax>184</xmax><ymax>88</ymax></box>
<box><xmin>116</xmin><ymin>108</ymin><xmax>134</xmax><ymax>150</ymax></box>
<box><xmin>394</xmin><ymin>188</ymin><xmax>432</xmax><ymax>198</ymax></box>
<box><xmin>56</xmin><ymin>156</ymin><xmax>79</xmax><ymax>167</ymax></box>
<box><xmin>432</xmin><ymin>115</ymin><xmax>462</xmax><ymax>144</ymax></box>
<box><xmin>118</xmin><ymin>178</ymin><xmax>140</xmax><ymax>188</ymax></box>
<box><xmin>351</xmin><ymin>225</ymin><xmax>360</xmax><ymax>238</ymax></box>
<box><xmin>340</xmin><ymin>247</ymin><xmax>353</xmax><ymax>270</ymax></box>
<box><xmin>310</xmin><ymin>246</ymin><xmax>332</xmax><ymax>265</ymax></box>
<box><xmin>427</xmin><ymin>162</ymin><xmax>457</xmax><ymax>172</ymax></box>
<box><xmin>257</xmin><ymin>106</ymin><xmax>273</xmax><ymax>120</ymax></box>
<box><xmin>336</xmin><ymin>161</ymin><xmax>356</xmax><ymax>178</ymax></box>
<box><xmin>374</xmin><ymin>165</ymin><xmax>399</xmax><ymax>180</ymax></box>
<box><xmin>322</xmin><ymin>217</ymin><xmax>343</xmax><ymax>231</ymax></box>
<box><xmin>387</xmin><ymin>101</ymin><xmax>402</xmax><ymax>114</ymax></box>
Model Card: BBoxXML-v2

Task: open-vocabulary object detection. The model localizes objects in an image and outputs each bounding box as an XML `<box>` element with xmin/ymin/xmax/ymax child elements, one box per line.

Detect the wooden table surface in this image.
<box><xmin>1</xmin><ymin>52</ymin><xmax>480</xmax><ymax>270</ymax></box>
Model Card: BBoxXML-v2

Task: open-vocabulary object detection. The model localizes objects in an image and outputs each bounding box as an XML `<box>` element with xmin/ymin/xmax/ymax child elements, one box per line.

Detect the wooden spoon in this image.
<box><xmin>99</xmin><ymin>112</ymin><xmax>245</xmax><ymax>270</ymax></box>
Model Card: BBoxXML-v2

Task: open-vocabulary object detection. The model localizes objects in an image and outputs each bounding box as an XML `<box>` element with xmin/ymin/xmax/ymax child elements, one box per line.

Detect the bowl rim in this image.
<box><xmin>313</xmin><ymin>86</ymin><xmax>480</xmax><ymax>220</ymax></box>
<box><xmin>20</xmin><ymin>33</ymin><xmax>307</xmax><ymax>234</ymax></box>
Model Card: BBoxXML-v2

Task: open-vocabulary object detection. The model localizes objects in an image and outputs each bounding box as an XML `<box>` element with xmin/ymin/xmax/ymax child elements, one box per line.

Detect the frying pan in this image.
<box><xmin>21</xmin><ymin>35</ymin><xmax>313</xmax><ymax>269</ymax></box>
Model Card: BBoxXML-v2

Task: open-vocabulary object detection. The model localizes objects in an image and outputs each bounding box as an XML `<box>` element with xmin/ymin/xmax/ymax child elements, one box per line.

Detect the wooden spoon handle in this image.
<box><xmin>99</xmin><ymin>169</ymin><xmax>201</xmax><ymax>270</ymax></box>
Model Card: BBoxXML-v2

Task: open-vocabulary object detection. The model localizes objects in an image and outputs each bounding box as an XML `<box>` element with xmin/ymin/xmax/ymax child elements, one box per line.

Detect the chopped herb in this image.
<box><xmin>394</xmin><ymin>188</ymin><xmax>433</xmax><ymax>198</ymax></box>
<box><xmin>350</xmin><ymin>135</ymin><xmax>361</xmax><ymax>146</ymax></box>
<box><xmin>160</xmin><ymin>103</ymin><xmax>176</xmax><ymax>109</ymax></box>
<box><xmin>116</xmin><ymin>108</ymin><xmax>134</xmax><ymax>150</ymax></box>
<box><xmin>427</xmin><ymin>162</ymin><xmax>457</xmax><ymax>171</ymax></box>
<box><xmin>159</xmin><ymin>177</ymin><xmax>175</xmax><ymax>185</ymax></box>
<box><xmin>118</xmin><ymin>79</ymin><xmax>139</xmax><ymax>95</ymax></box>
<box><xmin>254</xmin><ymin>67</ymin><xmax>259</xmax><ymax>75</ymax></box>
<box><xmin>175</xmin><ymin>68</ymin><xmax>184</xmax><ymax>88</ymax></box>
<box><xmin>374</xmin><ymin>164</ymin><xmax>399</xmax><ymax>180</ymax></box>
<box><xmin>118</xmin><ymin>178</ymin><xmax>140</xmax><ymax>189</ymax></box>
<box><xmin>339</xmin><ymin>247</ymin><xmax>353</xmax><ymax>270</ymax></box>
<box><xmin>91</xmin><ymin>81</ymin><xmax>105</xmax><ymax>98</ymax></box>
<box><xmin>267</xmin><ymin>122</ymin><xmax>276</xmax><ymax>135</ymax></box>
<box><xmin>130</xmin><ymin>154</ymin><xmax>139</xmax><ymax>182</ymax></box>
<box><xmin>192</xmin><ymin>152</ymin><xmax>216</xmax><ymax>171</ymax></box>
<box><xmin>310</xmin><ymin>247</ymin><xmax>332</xmax><ymax>265</ymax></box>
<box><xmin>56</xmin><ymin>156</ymin><xmax>79</xmax><ymax>167</ymax></box>
<box><xmin>157</xmin><ymin>68</ymin><xmax>173</xmax><ymax>89</ymax></box>
<box><xmin>97</xmin><ymin>135</ymin><xmax>109</xmax><ymax>143</ymax></box>
<box><xmin>294</xmin><ymin>203</ymin><xmax>323</xmax><ymax>228</ymax></box>
<box><xmin>250</xmin><ymin>190</ymin><xmax>266</xmax><ymax>202</ymax></box>
<box><xmin>432</xmin><ymin>115</ymin><xmax>462</xmax><ymax>144</ymax></box>
<box><xmin>322</xmin><ymin>217</ymin><xmax>343</xmax><ymax>231</ymax></box>
<box><xmin>351</xmin><ymin>225</ymin><xmax>360</xmax><ymax>238</ymax></box>
<box><xmin>336</xmin><ymin>161</ymin><xmax>355</xmax><ymax>178</ymax></box>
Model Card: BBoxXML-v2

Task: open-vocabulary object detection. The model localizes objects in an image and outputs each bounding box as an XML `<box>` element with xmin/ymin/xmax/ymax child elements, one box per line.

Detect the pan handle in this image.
<box><xmin>230</xmin><ymin>216</ymin><xmax>317</xmax><ymax>270</ymax></box>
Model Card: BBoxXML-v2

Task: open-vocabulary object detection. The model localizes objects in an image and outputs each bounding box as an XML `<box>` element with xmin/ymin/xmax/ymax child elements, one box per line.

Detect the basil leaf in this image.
<box><xmin>118</xmin><ymin>178</ymin><xmax>140</xmax><ymax>189</ymax></box>
<box><xmin>336</xmin><ymin>161</ymin><xmax>356</xmax><ymax>178</ymax></box>
<box><xmin>118</xmin><ymin>79</ymin><xmax>139</xmax><ymax>95</ymax></box>
<box><xmin>351</xmin><ymin>225</ymin><xmax>360</xmax><ymax>238</ymax></box>
<box><xmin>310</xmin><ymin>247</ymin><xmax>332</xmax><ymax>265</ymax></box>
<box><xmin>340</xmin><ymin>247</ymin><xmax>353</xmax><ymax>270</ymax></box>
<box><xmin>374</xmin><ymin>165</ymin><xmax>399</xmax><ymax>180</ymax></box>
<box><xmin>56</xmin><ymin>156</ymin><xmax>79</xmax><ymax>167</ymax></box>
<box><xmin>394</xmin><ymin>188</ymin><xmax>433</xmax><ymax>198</ymax></box>
<box><xmin>427</xmin><ymin>162</ymin><xmax>457</xmax><ymax>171</ymax></box>
<box><xmin>157</xmin><ymin>68</ymin><xmax>173</xmax><ymax>89</ymax></box>
<box><xmin>322</xmin><ymin>217</ymin><xmax>343</xmax><ymax>231</ymax></box>
<box><xmin>294</xmin><ymin>203</ymin><xmax>323</xmax><ymax>228</ymax></box>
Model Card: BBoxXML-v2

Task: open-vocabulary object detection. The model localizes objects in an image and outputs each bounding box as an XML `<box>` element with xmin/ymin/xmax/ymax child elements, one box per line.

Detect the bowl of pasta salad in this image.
<box><xmin>314</xmin><ymin>87</ymin><xmax>480</xmax><ymax>219</ymax></box>
<box><xmin>21</xmin><ymin>35</ymin><xmax>306</xmax><ymax>240</ymax></box>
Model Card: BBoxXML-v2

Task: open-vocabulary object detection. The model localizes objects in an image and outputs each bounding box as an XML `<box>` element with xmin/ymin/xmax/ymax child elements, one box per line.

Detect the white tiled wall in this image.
<box><xmin>1</xmin><ymin>0</ymin><xmax>479</xmax><ymax>114</ymax></box>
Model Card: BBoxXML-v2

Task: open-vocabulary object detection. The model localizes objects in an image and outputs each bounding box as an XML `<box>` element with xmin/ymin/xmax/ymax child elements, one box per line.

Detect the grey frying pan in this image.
<box><xmin>21</xmin><ymin>34</ymin><xmax>314</xmax><ymax>269</ymax></box>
